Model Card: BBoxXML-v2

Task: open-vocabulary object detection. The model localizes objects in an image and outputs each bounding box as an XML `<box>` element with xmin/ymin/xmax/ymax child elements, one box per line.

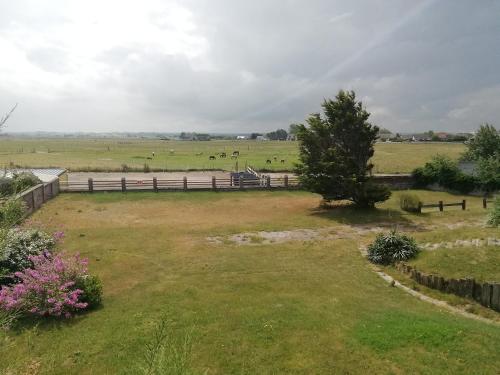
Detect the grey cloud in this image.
<box><xmin>1</xmin><ymin>0</ymin><xmax>499</xmax><ymax>133</ymax></box>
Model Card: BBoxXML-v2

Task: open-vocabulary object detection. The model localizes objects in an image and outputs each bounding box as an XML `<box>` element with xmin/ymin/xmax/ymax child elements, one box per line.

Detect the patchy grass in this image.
<box><xmin>1</xmin><ymin>190</ymin><xmax>499</xmax><ymax>374</ymax></box>
<box><xmin>0</xmin><ymin>138</ymin><xmax>465</xmax><ymax>173</ymax></box>
<box><xmin>408</xmin><ymin>246</ymin><xmax>500</xmax><ymax>283</ymax></box>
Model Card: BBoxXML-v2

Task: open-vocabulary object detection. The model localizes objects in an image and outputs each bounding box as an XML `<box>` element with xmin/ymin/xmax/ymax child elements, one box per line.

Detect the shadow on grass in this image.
<box><xmin>308</xmin><ymin>203</ymin><xmax>428</xmax><ymax>230</ymax></box>
<box><xmin>7</xmin><ymin>304</ymin><xmax>103</xmax><ymax>336</ymax></box>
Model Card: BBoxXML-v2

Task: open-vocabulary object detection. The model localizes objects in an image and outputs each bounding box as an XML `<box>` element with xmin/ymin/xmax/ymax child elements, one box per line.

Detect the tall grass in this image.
<box><xmin>138</xmin><ymin>316</ymin><xmax>195</xmax><ymax>375</ymax></box>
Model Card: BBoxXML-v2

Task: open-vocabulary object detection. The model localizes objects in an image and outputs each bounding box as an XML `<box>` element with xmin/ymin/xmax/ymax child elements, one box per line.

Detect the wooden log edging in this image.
<box><xmin>396</xmin><ymin>262</ymin><xmax>500</xmax><ymax>312</ymax></box>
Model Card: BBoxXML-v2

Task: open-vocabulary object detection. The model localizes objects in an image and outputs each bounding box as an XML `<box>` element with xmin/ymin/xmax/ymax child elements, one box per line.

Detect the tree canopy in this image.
<box><xmin>295</xmin><ymin>90</ymin><xmax>390</xmax><ymax>207</ymax></box>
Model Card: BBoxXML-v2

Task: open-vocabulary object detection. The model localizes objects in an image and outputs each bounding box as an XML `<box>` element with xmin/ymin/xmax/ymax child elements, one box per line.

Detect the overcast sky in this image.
<box><xmin>1</xmin><ymin>0</ymin><xmax>499</xmax><ymax>133</ymax></box>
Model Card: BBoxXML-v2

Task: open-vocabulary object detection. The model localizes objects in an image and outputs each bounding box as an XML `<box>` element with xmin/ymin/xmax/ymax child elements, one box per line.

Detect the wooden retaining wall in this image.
<box><xmin>17</xmin><ymin>177</ymin><xmax>60</xmax><ymax>215</ymax></box>
<box><xmin>396</xmin><ymin>262</ymin><xmax>500</xmax><ymax>312</ymax></box>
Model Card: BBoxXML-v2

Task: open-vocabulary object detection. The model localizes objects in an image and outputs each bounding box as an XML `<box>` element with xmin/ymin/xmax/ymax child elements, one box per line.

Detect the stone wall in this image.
<box><xmin>18</xmin><ymin>177</ymin><xmax>60</xmax><ymax>215</ymax></box>
<box><xmin>372</xmin><ymin>174</ymin><xmax>414</xmax><ymax>190</ymax></box>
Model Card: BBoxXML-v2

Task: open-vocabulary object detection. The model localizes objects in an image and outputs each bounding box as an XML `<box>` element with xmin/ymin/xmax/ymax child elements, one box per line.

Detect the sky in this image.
<box><xmin>0</xmin><ymin>0</ymin><xmax>499</xmax><ymax>134</ymax></box>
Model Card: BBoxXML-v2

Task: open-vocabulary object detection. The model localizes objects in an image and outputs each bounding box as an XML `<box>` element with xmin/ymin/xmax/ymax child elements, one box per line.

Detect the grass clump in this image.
<box><xmin>367</xmin><ymin>230</ymin><xmax>420</xmax><ymax>265</ymax></box>
<box><xmin>399</xmin><ymin>193</ymin><xmax>422</xmax><ymax>213</ymax></box>
<box><xmin>487</xmin><ymin>196</ymin><xmax>500</xmax><ymax>227</ymax></box>
<box><xmin>0</xmin><ymin>198</ymin><xmax>26</xmax><ymax>228</ymax></box>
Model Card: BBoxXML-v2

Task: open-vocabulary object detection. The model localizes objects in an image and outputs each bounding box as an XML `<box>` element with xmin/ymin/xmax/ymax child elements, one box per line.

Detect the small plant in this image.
<box><xmin>399</xmin><ymin>193</ymin><xmax>422</xmax><ymax>213</ymax></box>
<box><xmin>487</xmin><ymin>196</ymin><xmax>500</xmax><ymax>227</ymax></box>
<box><xmin>0</xmin><ymin>252</ymin><xmax>99</xmax><ymax>318</ymax></box>
<box><xmin>0</xmin><ymin>198</ymin><xmax>26</xmax><ymax>228</ymax></box>
<box><xmin>0</xmin><ymin>177</ymin><xmax>14</xmax><ymax>197</ymax></box>
<box><xmin>12</xmin><ymin>172</ymin><xmax>41</xmax><ymax>193</ymax></box>
<box><xmin>367</xmin><ymin>230</ymin><xmax>420</xmax><ymax>265</ymax></box>
<box><xmin>74</xmin><ymin>274</ymin><xmax>103</xmax><ymax>309</ymax></box>
<box><xmin>0</xmin><ymin>228</ymin><xmax>57</xmax><ymax>278</ymax></box>
<box><xmin>139</xmin><ymin>316</ymin><xmax>194</xmax><ymax>375</ymax></box>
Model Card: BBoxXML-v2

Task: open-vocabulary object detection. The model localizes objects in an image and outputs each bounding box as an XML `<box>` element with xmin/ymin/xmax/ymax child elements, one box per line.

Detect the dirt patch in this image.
<box><xmin>208</xmin><ymin>223</ymin><xmax>427</xmax><ymax>246</ymax></box>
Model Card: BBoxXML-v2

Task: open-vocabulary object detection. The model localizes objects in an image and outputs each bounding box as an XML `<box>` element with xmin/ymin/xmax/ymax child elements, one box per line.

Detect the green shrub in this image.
<box><xmin>412</xmin><ymin>155</ymin><xmax>478</xmax><ymax>193</ymax></box>
<box><xmin>0</xmin><ymin>198</ymin><xmax>26</xmax><ymax>228</ymax></box>
<box><xmin>367</xmin><ymin>230</ymin><xmax>420</xmax><ymax>265</ymax></box>
<box><xmin>399</xmin><ymin>193</ymin><xmax>422</xmax><ymax>213</ymax></box>
<box><xmin>0</xmin><ymin>228</ymin><xmax>56</xmax><ymax>278</ymax></box>
<box><xmin>12</xmin><ymin>172</ymin><xmax>41</xmax><ymax>193</ymax></box>
<box><xmin>487</xmin><ymin>196</ymin><xmax>500</xmax><ymax>227</ymax></box>
<box><xmin>476</xmin><ymin>157</ymin><xmax>500</xmax><ymax>193</ymax></box>
<box><xmin>75</xmin><ymin>274</ymin><xmax>103</xmax><ymax>309</ymax></box>
<box><xmin>0</xmin><ymin>177</ymin><xmax>14</xmax><ymax>197</ymax></box>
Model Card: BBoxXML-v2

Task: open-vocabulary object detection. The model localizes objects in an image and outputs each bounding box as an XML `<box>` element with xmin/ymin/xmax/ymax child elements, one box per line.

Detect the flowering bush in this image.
<box><xmin>0</xmin><ymin>228</ymin><xmax>57</xmax><ymax>278</ymax></box>
<box><xmin>0</xmin><ymin>252</ymin><xmax>98</xmax><ymax>318</ymax></box>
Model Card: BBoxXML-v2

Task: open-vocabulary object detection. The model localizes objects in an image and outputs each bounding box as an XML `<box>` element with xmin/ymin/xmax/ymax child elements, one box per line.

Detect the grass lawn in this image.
<box><xmin>0</xmin><ymin>138</ymin><xmax>466</xmax><ymax>173</ymax></box>
<box><xmin>408</xmin><ymin>246</ymin><xmax>500</xmax><ymax>283</ymax></box>
<box><xmin>1</xmin><ymin>190</ymin><xmax>499</xmax><ymax>374</ymax></box>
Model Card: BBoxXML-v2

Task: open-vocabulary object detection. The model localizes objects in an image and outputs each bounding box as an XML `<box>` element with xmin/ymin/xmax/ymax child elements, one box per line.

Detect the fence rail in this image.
<box><xmin>419</xmin><ymin>200</ymin><xmax>466</xmax><ymax>212</ymax></box>
<box><xmin>61</xmin><ymin>175</ymin><xmax>301</xmax><ymax>193</ymax></box>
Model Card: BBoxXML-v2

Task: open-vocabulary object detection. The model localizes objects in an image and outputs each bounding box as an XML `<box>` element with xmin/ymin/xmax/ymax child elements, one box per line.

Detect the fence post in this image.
<box><xmin>483</xmin><ymin>198</ymin><xmax>487</xmax><ymax>209</ymax></box>
<box><xmin>239</xmin><ymin>175</ymin><xmax>244</xmax><ymax>190</ymax></box>
<box><xmin>183</xmin><ymin>177</ymin><xmax>188</xmax><ymax>191</ymax></box>
<box><xmin>212</xmin><ymin>176</ymin><xmax>216</xmax><ymax>191</ymax></box>
<box><xmin>462</xmin><ymin>199</ymin><xmax>466</xmax><ymax>210</ymax></box>
<box><xmin>153</xmin><ymin>177</ymin><xmax>158</xmax><ymax>192</ymax></box>
<box><xmin>88</xmin><ymin>178</ymin><xmax>94</xmax><ymax>193</ymax></box>
<box><xmin>439</xmin><ymin>201</ymin><xmax>443</xmax><ymax>212</ymax></box>
<box><xmin>284</xmin><ymin>175</ymin><xmax>289</xmax><ymax>189</ymax></box>
<box><xmin>121</xmin><ymin>177</ymin><xmax>126</xmax><ymax>192</ymax></box>
<box><xmin>266</xmin><ymin>176</ymin><xmax>271</xmax><ymax>189</ymax></box>
<box><xmin>418</xmin><ymin>202</ymin><xmax>422</xmax><ymax>214</ymax></box>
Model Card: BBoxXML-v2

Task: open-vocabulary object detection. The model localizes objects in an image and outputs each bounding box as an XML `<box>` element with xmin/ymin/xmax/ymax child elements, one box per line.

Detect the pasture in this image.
<box><xmin>0</xmin><ymin>138</ymin><xmax>466</xmax><ymax>173</ymax></box>
<box><xmin>1</xmin><ymin>190</ymin><xmax>499</xmax><ymax>374</ymax></box>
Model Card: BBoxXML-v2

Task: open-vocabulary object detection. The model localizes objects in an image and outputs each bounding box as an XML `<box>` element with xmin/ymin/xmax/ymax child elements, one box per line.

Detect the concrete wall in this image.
<box><xmin>372</xmin><ymin>174</ymin><xmax>414</xmax><ymax>190</ymax></box>
<box><xmin>18</xmin><ymin>177</ymin><xmax>60</xmax><ymax>215</ymax></box>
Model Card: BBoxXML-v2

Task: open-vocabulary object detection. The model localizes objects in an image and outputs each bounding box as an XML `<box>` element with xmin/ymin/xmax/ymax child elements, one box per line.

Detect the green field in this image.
<box><xmin>0</xmin><ymin>138</ymin><xmax>466</xmax><ymax>173</ymax></box>
<box><xmin>1</xmin><ymin>190</ymin><xmax>499</xmax><ymax>374</ymax></box>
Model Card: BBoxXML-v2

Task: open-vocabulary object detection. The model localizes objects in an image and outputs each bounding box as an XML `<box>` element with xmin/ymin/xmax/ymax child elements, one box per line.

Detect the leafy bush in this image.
<box><xmin>476</xmin><ymin>157</ymin><xmax>500</xmax><ymax>193</ymax></box>
<box><xmin>0</xmin><ymin>198</ymin><xmax>26</xmax><ymax>228</ymax></box>
<box><xmin>0</xmin><ymin>177</ymin><xmax>14</xmax><ymax>197</ymax></box>
<box><xmin>412</xmin><ymin>155</ymin><xmax>477</xmax><ymax>193</ymax></box>
<box><xmin>487</xmin><ymin>196</ymin><xmax>500</xmax><ymax>227</ymax></box>
<box><xmin>353</xmin><ymin>181</ymin><xmax>392</xmax><ymax>209</ymax></box>
<box><xmin>74</xmin><ymin>274</ymin><xmax>103</xmax><ymax>309</ymax></box>
<box><xmin>0</xmin><ymin>252</ymin><xmax>95</xmax><ymax>318</ymax></box>
<box><xmin>12</xmin><ymin>172</ymin><xmax>41</xmax><ymax>193</ymax></box>
<box><xmin>367</xmin><ymin>231</ymin><xmax>420</xmax><ymax>265</ymax></box>
<box><xmin>0</xmin><ymin>228</ymin><xmax>56</xmax><ymax>278</ymax></box>
<box><xmin>399</xmin><ymin>193</ymin><xmax>422</xmax><ymax>213</ymax></box>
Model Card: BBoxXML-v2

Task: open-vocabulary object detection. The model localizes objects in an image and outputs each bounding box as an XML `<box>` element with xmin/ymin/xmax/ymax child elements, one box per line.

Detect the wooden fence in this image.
<box><xmin>396</xmin><ymin>262</ymin><xmax>500</xmax><ymax>312</ymax></box>
<box><xmin>60</xmin><ymin>175</ymin><xmax>301</xmax><ymax>193</ymax></box>
<box><xmin>418</xmin><ymin>200</ymin><xmax>466</xmax><ymax>213</ymax></box>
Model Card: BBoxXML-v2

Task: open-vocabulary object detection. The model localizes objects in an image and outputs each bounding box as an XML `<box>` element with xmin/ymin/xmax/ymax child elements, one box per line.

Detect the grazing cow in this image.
<box><xmin>209</xmin><ymin>155</ymin><xmax>216</xmax><ymax>160</ymax></box>
<box><xmin>220</xmin><ymin>152</ymin><xmax>227</xmax><ymax>158</ymax></box>
<box><xmin>266</xmin><ymin>159</ymin><xmax>272</xmax><ymax>164</ymax></box>
<box><xmin>273</xmin><ymin>156</ymin><xmax>277</xmax><ymax>161</ymax></box>
<box><xmin>281</xmin><ymin>159</ymin><xmax>285</xmax><ymax>164</ymax></box>
<box><xmin>232</xmin><ymin>151</ymin><xmax>239</xmax><ymax>156</ymax></box>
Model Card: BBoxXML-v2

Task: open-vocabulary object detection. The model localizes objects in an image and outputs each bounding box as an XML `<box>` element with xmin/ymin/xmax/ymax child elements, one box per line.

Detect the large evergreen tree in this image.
<box><xmin>295</xmin><ymin>90</ymin><xmax>390</xmax><ymax>207</ymax></box>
